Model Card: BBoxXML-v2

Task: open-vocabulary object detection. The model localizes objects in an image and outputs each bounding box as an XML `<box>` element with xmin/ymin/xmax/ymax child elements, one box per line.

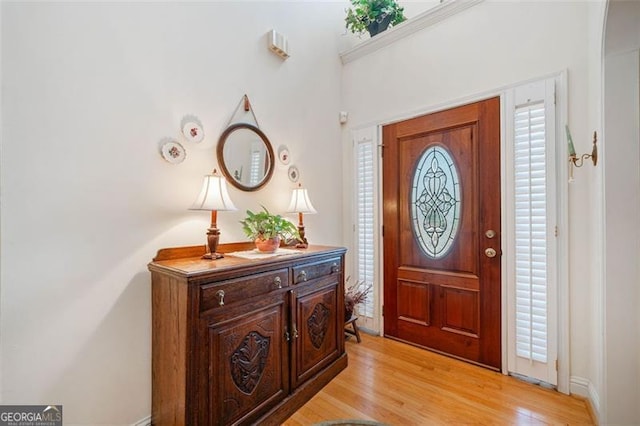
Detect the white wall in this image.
<box><xmin>604</xmin><ymin>46</ymin><xmax>640</xmax><ymax>426</ymax></box>
<box><xmin>0</xmin><ymin>2</ymin><xmax>346</xmax><ymax>424</ymax></box>
<box><xmin>341</xmin><ymin>0</ymin><xmax>595</xmax><ymax>400</ymax></box>
<box><xmin>598</xmin><ymin>1</ymin><xmax>640</xmax><ymax>422</ymax></box>
<box><xmin>586</xmin><ymin>0</ymin><xmax>607</xmax><ymax>420</ymax></box>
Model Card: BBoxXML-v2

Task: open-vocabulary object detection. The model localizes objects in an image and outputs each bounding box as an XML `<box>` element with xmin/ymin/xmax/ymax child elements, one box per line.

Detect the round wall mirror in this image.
<box><xmin>217</xmin><ymin>123</ymin><xmax>275</xmax><ymax>192</ymax></box>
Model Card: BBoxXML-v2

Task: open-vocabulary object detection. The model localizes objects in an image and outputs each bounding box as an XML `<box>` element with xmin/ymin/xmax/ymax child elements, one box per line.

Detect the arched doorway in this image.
<box><xmin>602</xmin><ymin>1</ymin><xmax>640</xmax><ymax>423</ymax></box>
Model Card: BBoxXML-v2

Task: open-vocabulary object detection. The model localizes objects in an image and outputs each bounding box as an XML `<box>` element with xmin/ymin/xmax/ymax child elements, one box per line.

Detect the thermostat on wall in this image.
<box><xmin>268</xmin><ymin>29</ymin><xmax>290</xmax><ymax>59</ymax></box>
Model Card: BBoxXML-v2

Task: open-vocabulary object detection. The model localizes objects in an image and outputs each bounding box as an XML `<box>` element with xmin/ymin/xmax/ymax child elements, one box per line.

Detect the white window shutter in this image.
<box><xmin>514</xmin><ymin>103</ymin><xmax>548</xmax><ymax>363</ymax></box>
<box><xmin>249</xmin><ymin>142</ymin><xmax>264</xmax><ymax>186</ymax></box>
<box><xmin>356</xmin><ymin>139</ymin><xmax>375</xmax><ymax>318</ymax></box>
<box><xmin>507</xmin><ymin>77</ymin><xmax>558</xmax><ymax>386</ymax></box>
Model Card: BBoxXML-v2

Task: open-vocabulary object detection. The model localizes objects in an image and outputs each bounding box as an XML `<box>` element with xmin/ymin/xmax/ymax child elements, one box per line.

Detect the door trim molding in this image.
<box><xmin>557</xmin><ymin>71</ymin><xmax>570</xmax><ymax>395</ymax></box>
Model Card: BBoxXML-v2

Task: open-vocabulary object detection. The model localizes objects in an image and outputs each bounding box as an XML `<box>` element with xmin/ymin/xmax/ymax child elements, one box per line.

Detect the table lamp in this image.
<box><xmin>287</xmin><ymin>183</ymin><xmax>317</xmax><ymax>248</ymax></box>
<box><xmin>190</xmin><ymin>169</ymin><xmax>237</xmax><ymax>259</ymax></box>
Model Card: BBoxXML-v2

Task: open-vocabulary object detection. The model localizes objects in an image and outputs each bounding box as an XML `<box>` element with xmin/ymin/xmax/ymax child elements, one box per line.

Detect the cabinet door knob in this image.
<box><xmin>216</xmin><ymin>289</ymin><xmax>225</xmax><ymax>306</ymax></box>
<box><xmin>274</xmin><ymin>276</ymin><xmax>282</xmax><ymax>289</ymax></box>
<box><xmin>292</xmin><ymin>324</ymin><xmax>299</xmax><ymax>339</ymax></box>
<box><xmin>284</xmin><ymin>327</ymin><xmax>290</xmax><ymax>342</ymax></box>
<box><xmin>297</xmin><ymin>270</ymin><xmax>307</xmax><ymax>282</ymax></box>
<box><xmin>331</xmin><ymin>263</ymin><xmax>340</xmax><ymax>273</ymax></box>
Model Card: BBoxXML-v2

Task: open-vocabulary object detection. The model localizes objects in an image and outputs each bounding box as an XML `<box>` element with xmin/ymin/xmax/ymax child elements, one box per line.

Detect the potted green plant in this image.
<box><xmin>345</xmin><ymin>0</ymin><xmax>407</xmax><ymax>37</ymax></box>
<box><xmin>240</xmin><ymin>207</ymin><xmax>300</xmax><ymax>253</ymax></box>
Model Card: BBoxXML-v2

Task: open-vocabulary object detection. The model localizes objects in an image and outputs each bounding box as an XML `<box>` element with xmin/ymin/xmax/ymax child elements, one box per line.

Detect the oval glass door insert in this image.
<box><xmin>411</xmin><ymin>145</ymin><xmax>461</xmax><ymax>258</ymax></box>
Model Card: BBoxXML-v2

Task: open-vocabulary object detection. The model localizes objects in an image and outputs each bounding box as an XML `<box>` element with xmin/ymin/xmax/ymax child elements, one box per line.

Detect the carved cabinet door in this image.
<box><xmin>207</xmin><ymin>295</ymin><xmax>289</xmax><ymax>425</ymax></box>
<box><xmin>290</xmin><ymin>281</ymin><xmax>340</xmax><ymax>388</ymax></box>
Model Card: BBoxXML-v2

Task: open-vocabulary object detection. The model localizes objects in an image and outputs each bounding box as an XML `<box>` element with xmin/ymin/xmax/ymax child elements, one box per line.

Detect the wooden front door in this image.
<box><xmin>382</xmin><ymin>97</ymin><xmax>501</xmax><ymax>369</ymax></box>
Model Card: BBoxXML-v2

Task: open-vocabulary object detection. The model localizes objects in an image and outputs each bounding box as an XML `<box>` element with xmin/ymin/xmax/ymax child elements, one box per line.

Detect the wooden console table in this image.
<box><xmin>149</xmin><ymin>243</ymin><xmax>347</xmax><ymax>425</ymax></box>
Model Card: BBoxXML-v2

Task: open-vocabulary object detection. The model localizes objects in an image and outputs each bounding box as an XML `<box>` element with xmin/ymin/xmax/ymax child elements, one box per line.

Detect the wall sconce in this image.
<box><xmin>189</xmin><ymin>169</ymin><xmax>237</xmax><ymax>259</ymax></box>
<box><xmin>287</xmin><ymin>183</ymin><xmax>317</xmax><ymax>249</ymax></box>
<box><xmin>566</xmin><ymin>126</ymin><xmax>598</xmax><ymax>181</ymax></box>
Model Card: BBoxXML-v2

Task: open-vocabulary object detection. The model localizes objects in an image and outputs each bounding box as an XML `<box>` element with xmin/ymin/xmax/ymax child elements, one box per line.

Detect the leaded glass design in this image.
<box><xmin>411</xmin><ymin>145</ymin><xmax>461</xmax><ymax>258</ymax></box>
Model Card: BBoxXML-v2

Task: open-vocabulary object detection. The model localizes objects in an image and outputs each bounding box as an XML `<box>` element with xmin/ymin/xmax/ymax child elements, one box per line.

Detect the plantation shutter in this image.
<box><xmin>249</xmin><ymin>142</ymin><xmax>264</xmax><ymax>186</ymax></box>
<box><xmin>507</xmin><ymin>78</ymin><xmax>558</xmax><ymax>386</ymax></box>
<box><xmin>356</xmin><ymin>138</ymin><xmax>375</xmax><ymax>319</ymax></box>
<box><xmin>514</xmin><ymin>102</ymin><xmax>548</xmax><ymax>363</ymax></box>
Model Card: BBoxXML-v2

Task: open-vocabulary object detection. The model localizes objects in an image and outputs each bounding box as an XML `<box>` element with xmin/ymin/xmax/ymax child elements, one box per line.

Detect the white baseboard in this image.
<box><xmin>570</xmin><ymin>376</ymin><xmax>600</xmax><ymax>421</ymax></box>
<box><xmin>570</xmin><ymin>375</ymin><xmax>591</xmax><ymax>397</ymax></box>
<box><xmin>132</xmin><ymin>415</ymin><xmax>151</xmax><ymax>426</ymax></box>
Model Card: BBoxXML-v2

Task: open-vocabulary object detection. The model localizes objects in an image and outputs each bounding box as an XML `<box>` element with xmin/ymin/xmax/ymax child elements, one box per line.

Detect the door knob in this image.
<box><xmin>484</xmin><ymin>248</ymin><xmax>497</xmax><ymax>258</ymax></box>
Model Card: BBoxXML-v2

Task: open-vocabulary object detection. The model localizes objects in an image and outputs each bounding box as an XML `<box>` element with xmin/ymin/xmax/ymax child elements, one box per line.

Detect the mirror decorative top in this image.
<box><xmin>217</xmin><ymin>123</ymin><xmax>275</xmax><ymax>192</ymax></box>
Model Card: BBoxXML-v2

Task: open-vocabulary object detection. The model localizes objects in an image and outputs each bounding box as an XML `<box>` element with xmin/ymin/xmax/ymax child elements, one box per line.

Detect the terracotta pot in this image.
<box><xmin>255</xmin><ymin>236</ymin><xmax>281</xmax><ymax>253</ymax></box>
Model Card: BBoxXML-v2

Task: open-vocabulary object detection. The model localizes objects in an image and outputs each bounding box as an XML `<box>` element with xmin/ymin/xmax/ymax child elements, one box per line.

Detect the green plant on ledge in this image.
<box><xmin>345</xmin><ymin>0</ymin><xmax>407</xmax><ymax>37</ymax></box>
<box><xmin>240</xmin><ymin>206</ymin><xmax>300</xmax><ymax>244</ymax></box>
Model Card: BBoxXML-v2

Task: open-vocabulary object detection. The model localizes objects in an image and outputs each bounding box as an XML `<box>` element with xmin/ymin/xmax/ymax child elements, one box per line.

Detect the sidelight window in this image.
<box><xmin>514</xmin><ymin>102</ymin><xmax>549</xmax><ymax>363</ymax></box>
<box><xmin>353</xmin><ymin>127</ymin><xmax>381</xmax><ymax>331</ymax></box>
<box><xmin>506</xmin><ymin>77</ymin><xmax>558</xmax><ymax>386</ymax></box>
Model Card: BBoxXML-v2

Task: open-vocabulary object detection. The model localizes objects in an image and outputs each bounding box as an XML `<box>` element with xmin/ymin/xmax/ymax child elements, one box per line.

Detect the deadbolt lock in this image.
<box><xmin>485</xmin><ymin>229</ymin><xmax>496</xmax><ymax>239</ymax></box>
<box><xmin>484</xmin><ymin>248</ymin><xmax>497</xmax><ymax>258</ymax></box>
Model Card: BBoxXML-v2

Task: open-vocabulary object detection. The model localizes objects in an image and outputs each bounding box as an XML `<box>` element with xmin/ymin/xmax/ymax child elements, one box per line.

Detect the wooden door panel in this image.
<box><xmin>441</xmin><ymin>286</ymin><xmax>479</xmax><ymax>337</ymax></box>
<box><xmin>384</xmin><ymin>97</ymin><xmax>501</xmax><ymax>369</ymax></box>
<box><xmin>397</xmin><ymin>280</ymin><xmax>431</xmax><ymax>326</ymax></box>
<box><xmin>398</xmin><ymin>125</ymin><xmax>479</xmax><ymax>274</ymax></box>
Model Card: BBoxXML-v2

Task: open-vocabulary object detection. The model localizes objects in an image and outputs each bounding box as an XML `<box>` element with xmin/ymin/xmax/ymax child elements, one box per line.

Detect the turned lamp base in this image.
<box><xmin>203</xmin><ymin>220</ymin><xmax>224</xmax><ymax>259</ymax></box>
<box><xmin>296</xmin><ymin>219</ymin><xmax>309</xmax><ymax>249</ymax></box>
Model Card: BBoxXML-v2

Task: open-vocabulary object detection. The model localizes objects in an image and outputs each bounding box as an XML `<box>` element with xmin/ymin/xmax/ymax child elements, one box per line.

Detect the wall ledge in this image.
<box><xmin>340</xmin><ymin>0</ymin><xmax>485</xmax><ymax>65</ymax></box>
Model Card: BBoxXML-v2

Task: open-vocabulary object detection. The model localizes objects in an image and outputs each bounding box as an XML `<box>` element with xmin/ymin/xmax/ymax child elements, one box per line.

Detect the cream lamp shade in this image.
<box><xmin>190</xmin><ymin>171</ymin><xmax>238</xmax><ymax>212</ymax></box>
<box><xmin>286</xmin><ymin>185</ymin><xmax>317</xmax><ymax>214</ymax></box>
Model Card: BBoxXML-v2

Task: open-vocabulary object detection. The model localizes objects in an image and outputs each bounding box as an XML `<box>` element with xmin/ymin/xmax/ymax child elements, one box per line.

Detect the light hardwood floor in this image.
<box><xmin>283</xmin><ymin>333</ymin><xmax>594</xmax><ymax>425</ymax></box>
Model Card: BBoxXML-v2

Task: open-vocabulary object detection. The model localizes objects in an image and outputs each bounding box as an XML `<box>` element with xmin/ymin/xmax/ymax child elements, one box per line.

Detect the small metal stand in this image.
<box><xmin>344</xmin><ymin>315</ymin><xmax>362</xmax><ymax>343</ymax></box>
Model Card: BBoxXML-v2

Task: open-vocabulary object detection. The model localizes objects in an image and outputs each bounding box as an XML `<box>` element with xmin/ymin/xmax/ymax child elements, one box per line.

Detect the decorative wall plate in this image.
<box><xmin>288</xmin><ymin>165</ymin><xmax>299</xmax><ymax>182</ymax></box>
<box><xmin>182</xmin><ymin>121</ymin><xmax>204</xmax><ymax>143</ymax></box>
<box><xmin>160</xmin><ymin>140</ymin><xmax>186</xmax><ymax>164</ymax></box>
<box><xmin>278</xmin><ymin>145</ymin><xmax>291</xmax><ymax>165</ymax></box>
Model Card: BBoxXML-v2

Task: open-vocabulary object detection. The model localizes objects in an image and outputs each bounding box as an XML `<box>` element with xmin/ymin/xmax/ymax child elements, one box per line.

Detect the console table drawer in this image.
<box><xmin>292</xmin><ymin>257</ymin><xmax>342</xmax><ymax>284</ymax></box>
<box><xmin>200</xmin><ymin>268</ymin><xmax>289</xmax><ymax>312</ymax></box>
